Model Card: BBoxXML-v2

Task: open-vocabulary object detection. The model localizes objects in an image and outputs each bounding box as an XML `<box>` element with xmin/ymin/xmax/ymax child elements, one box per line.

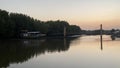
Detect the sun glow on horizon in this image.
<box><xmin>0</xmin><ymin>0</ymin><xmax>120</xmax><ymax>30</ymax></box>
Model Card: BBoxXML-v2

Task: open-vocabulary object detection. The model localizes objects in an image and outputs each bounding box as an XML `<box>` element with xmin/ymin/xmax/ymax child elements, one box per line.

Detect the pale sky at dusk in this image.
<box><xmin>0</xmin><ymin>0</ymin><xmax>120</xmax><ymax>30</ymax></box>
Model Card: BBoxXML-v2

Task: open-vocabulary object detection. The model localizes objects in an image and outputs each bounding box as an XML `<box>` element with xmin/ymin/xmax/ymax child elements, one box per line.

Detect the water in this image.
<box><xmin>0</xmin><ymin>35</ymin><xmax>120</xmax><ymax>68</ymax></box>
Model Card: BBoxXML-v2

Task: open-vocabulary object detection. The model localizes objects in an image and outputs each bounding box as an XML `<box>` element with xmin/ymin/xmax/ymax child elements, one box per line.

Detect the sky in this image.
<box><xmin>0</xmin><ymin>0</ymin><xmax>120</xmax><ymax>30</ymax></box>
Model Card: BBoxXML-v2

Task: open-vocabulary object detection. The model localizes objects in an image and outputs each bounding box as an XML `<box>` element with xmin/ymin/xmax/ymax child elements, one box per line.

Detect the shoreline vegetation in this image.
<box><xmin>0</xmin><ymin>9</ymin><xmax>81</xmax><ymax>39</ymax></box>
<box><xmin>0</xmin><ymin>9</ymin><xmax>117</xmax><ymax>39</ymax></box>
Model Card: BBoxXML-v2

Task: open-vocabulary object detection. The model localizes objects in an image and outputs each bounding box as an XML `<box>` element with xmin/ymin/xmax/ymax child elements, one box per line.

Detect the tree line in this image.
<box><xmin>0</xmin><ymin>9</ymin><xmax>81</xmax><ymax>38</ymax></box>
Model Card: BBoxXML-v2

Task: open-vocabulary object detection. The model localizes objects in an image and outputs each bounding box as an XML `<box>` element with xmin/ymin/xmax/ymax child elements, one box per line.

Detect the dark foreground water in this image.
<box><xmin>0</xmin><ymin>35</ymin><xmax>120</xmax><ymax>68</ymax></box>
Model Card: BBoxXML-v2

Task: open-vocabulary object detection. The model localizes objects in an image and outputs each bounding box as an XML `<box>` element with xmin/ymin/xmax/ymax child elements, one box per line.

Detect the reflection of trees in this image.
<box><xmin>0</xmin><ymin>37</ymin><xmax>78</xmax><ymax>68</ymax></box>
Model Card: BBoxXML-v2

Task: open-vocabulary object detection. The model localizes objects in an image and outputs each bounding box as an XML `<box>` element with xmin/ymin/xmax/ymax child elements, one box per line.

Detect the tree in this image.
<box><xmin>45</xmin><ymin>20</ymin><xmax>69</xmax><ymax>36</ymax></box>
<box><xmin>0</xmin><ymin>9</ymin><xmax>81</xmax><ymax>38</ymax></box>
<box><xmin>67</xmin><ymin>25</ymin><xmax>81</xmax><ymax>35</ymax></box>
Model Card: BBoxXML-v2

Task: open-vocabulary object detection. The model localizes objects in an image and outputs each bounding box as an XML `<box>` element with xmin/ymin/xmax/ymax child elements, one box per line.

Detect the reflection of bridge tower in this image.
<box><xmin>64</xmin><ymin>38</ymin><xmax>67</xmax><ymax>49</ymax></box>
<box><xmin>100</xmin><ymin>24</ymin><xmax>103</xmax><ymax>50</ymax></box>
<box><xmin>64</xmin><ymin>26</ymin><xmax>66</xmax><ymax>37</ymax></box>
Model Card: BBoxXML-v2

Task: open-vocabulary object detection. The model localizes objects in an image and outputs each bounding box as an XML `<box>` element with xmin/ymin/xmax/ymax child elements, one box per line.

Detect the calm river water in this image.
<box><xmin>0</xmin><ymin>35</ymin><xmax>120</xmax><ymax>68</ymax></box>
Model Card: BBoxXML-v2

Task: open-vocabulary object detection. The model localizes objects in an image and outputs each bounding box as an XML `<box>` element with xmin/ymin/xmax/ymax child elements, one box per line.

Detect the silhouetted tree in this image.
<box><xmin>0</xmin><ymin>9</ymin><xmax>81</xmax><ymax>38</ymax></box>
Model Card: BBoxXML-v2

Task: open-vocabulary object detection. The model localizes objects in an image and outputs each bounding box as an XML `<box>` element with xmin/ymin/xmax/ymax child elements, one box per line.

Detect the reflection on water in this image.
<box><xmin>100</xmin><ymin>34</ymin><xmax>103</xmax><ymax>50</ymax></box>
<box><xmin>0</xmin><ymin>38</ymin><xmax>77</xmax><ymax>68</ymax></box>
<box><xmin>0</xmin><ymin>35</ymin><xmax>120</xmax><ymax>68</ymax></box>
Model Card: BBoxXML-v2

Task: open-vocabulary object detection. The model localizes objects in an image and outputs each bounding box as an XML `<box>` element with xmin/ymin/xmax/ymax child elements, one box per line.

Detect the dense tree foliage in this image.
<box><xmin>46</xmin><ymin>20</ymin><xmax>69</xmax><ymax>36</ymax></box>
<box><xmin>67</xmin><ymin>25</ymin><xmax>81</xmax><ymax>35</ymax></box>
<box><xmin>0</xmin><ymin>10</ymin><xmax>15</xmax><ymax>38</ymax></box>
<box><xmin>0</xmin><ymin>9</ymin><xmax>81</xmax><ymax>38</ymax></box>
